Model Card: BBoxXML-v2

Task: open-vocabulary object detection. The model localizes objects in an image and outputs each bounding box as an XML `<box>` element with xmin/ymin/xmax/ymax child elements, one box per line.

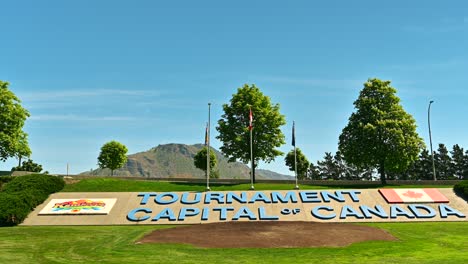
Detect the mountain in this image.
<box><xmin>85</xmin><ymin>143</ymin><xmax>293</xmax><ymax>180</ymax></box>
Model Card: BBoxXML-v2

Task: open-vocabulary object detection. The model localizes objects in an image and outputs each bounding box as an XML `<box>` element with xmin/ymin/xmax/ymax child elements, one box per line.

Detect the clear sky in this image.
<box><xmin>1</xmin><ymin>0</ymin><xmax>467</xmax><ymax>175</ymax></box>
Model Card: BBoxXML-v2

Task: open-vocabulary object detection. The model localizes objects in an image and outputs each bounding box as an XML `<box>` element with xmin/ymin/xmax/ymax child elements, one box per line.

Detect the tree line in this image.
<box><xmin>289</xmin><ymin>143</ymin><xmax>468</xmax><ymax>181</ymax></box>
<box><xmin>2</xmin><ymin>78</ymin><xmax>465</xmax><ymax>183</ymax></box>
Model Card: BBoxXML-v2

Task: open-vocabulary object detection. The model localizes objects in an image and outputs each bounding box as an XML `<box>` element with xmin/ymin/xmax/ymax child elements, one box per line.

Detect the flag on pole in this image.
<box><xmin>204</xmin><ymin>123</ymin><xmax>209</xmax><ymax>146</ymax></box>
<box><xmin>249</xmin><ymin>107</ymin><xmax>253</xmax><ymax>130</ymax></box>
<box><xmin>292</xmin><ymin>121</ymin><xmax>295</xmax><ymax>146</ymax></box>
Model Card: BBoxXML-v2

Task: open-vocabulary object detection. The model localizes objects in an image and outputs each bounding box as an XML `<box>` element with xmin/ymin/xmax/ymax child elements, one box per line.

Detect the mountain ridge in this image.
<box><xmin>85</xmin><ymin>143</ymin><xmax>293</xmax><ymax>180</ymax></box>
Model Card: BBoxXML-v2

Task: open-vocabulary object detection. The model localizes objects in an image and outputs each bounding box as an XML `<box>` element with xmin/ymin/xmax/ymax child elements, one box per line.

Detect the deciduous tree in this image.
<box><xmin>97</xmin><ymin>141</ymin><xmax>128</xmax><ymax>176</ymax></box>
<box><xmin>0</xmin><ymin>81</ymin><xmax>31</xmax><ymax>162</ymax></box>
<box><xmin>11</xmin><ymin>159</ymin><xmax>43</xmax><ymax>173</ymax></box>
<box><xmin>338</xmin><ymin>78</ymin><xmax>424</xmax><ymax>184</ymax></box>
<box><xmin>193</xmin><ymin>147</ymin><xmax>218</xmax><ymax>178</ymax></box>
<box><xmin>284</xmin><ymin>148</ymin><xmax>310</xmax><ymax>180</ymax></box>
<box><xmin>216</xmin><ymin>84</ymin><xmax>286</xmax><ymax>183</ymax></box>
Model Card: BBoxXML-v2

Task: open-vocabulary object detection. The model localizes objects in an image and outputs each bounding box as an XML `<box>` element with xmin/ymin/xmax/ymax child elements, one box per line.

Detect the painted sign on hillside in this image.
<box><xmin>22</xmin><ymin>189</ymin><xmax>467</xmax><ymax>226</ymax></box>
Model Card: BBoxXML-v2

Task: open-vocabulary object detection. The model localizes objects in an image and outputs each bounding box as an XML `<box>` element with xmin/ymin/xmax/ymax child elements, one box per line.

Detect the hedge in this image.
<box><xmin>0</xmin><ymin>174</ymin><xmax>65</xmax><ymax>226</ymax></box>
<box><xmin>454</xmin><ymin>180</ymin><xmax>468</xmax><ymax>199</ymax></box>
<box><xmin>2</xmin><ymin>174</ymin><xmax>64</xmax><ymax>194</ymax></box>
<box><xmin>0</xmin><ymin>176</ymin><xmax>14</xmax><ymax>190</ymax></box>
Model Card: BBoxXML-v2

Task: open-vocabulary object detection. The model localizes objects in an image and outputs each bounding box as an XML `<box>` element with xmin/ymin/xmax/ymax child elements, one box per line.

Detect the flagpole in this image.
<box><xmin>206</xmin><ymin>103</ymin><xmax>211</xmax><ymax>191</ymax></box>
<box><xmin>249</xmin><ymin>106</ymin><xmax>254</xmax><ymax>190</ymax></box>
<box><xmin>293</xmin><ymin>121</ymin><xmax>299</xmax><ymax>189</ymax></box>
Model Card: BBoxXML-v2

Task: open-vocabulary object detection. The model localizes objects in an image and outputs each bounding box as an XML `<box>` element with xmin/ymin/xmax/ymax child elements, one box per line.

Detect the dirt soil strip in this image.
<box><xmin>137</xmin><ymin>221</ymin><xmax>397</xmax><ymax>248</ymax></box>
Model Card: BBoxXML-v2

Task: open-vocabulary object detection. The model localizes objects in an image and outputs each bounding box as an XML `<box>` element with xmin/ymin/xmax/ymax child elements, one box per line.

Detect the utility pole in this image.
<box><xmin>428</xmin><ymin>100</ymin><xmax>436</xmax><ymax>181</ymax></box>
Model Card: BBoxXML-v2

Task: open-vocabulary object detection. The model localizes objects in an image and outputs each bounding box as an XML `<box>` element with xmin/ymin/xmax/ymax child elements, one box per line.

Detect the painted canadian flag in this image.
<box><xmin>379</xmin><ymin>189</ymin><xmax>449</xmax><ymax>203</ymax></box>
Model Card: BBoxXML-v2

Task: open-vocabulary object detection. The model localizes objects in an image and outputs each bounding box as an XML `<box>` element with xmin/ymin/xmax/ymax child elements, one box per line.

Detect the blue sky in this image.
<box><xmin>1</xmin><ymin>0</ymin><xmax>467</xmax><ymax>175</ymax></box>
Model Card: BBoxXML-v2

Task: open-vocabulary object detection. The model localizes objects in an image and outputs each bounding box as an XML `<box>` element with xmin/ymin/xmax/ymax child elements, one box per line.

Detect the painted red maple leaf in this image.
<box><xmin>402</xmin><ymin>190</ymin><xmax>423</xmax><ymax>199</ymax></box>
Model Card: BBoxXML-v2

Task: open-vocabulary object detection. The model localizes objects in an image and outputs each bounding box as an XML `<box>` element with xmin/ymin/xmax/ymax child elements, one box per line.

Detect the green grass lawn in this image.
<box><xmin>3</xmin><ymin>178</ymin><xmax>463</xmax><ymax>263</ymax></box>
<box><xmin>62</xmin><ymin>178</ymin><xmax>454</xmax><ymax>192</ymax></box>
<box><xmin>0</xmin><ymin>222</ymin><xmax>466</xmax><ymax>264</ymax></box>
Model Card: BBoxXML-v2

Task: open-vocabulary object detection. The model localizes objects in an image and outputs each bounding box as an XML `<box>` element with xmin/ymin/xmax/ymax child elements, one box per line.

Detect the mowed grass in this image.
<box><xmin>0</xmin><ymin>222</ymin><xmax>467</xmax><ymax>264</ymax></box>
<box><xmin>62</xmin><ymin>178</ymin><xmax>454</xmax><ymax>192</ymax></box>
<box><xmin>5</xmin><ymin>179</ymin><xmax>463</xmax><ymax>263</ymax></box>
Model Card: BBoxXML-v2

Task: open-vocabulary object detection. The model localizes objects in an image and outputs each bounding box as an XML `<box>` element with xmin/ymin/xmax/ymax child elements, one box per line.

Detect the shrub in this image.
<box><xmin>0</xmin><ymin>193</ymin><xmax>31</xmax><ymax>226</ymax></box>
<box><xmin>2</xmin><ymin>174</ymin><xmax>64</xmax><ymax>194</ymax></box>
<box><xmin>454</xmin><ymin>180</ymin><xmax>468</xmax><ymax>199</ymax></box>
<box><xmin>0</xmin><ymin>174</ymin><xmax>65</xmax><ymax>226</ymax></box>
<box><xmin>0</xmin><ymin>176</ymin><xmax>14</xmax><ymax>190</ymax></box>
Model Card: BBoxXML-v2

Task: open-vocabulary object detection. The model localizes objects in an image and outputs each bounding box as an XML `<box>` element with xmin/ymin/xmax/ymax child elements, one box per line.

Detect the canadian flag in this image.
<box><xmin>379</xmin><ymin>188</ymin><xmax>449</xmax><ymax>203</ymax></box>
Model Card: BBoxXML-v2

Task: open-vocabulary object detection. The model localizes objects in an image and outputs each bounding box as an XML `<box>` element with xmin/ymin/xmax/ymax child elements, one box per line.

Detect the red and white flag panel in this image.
<box><xmin>379</xmin><ymin>188</ymin><xmax>449</xmax><ymax>203</ymax></box>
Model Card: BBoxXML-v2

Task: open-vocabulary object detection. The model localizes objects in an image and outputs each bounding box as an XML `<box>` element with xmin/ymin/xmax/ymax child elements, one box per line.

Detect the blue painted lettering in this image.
<box><xmin>178</xmin><ymin>207</ymin><xmax>200</xmax><ymax>221</ymax></box>
<box><xmin>232</xmin><ymin>207</ymin><xmax>257</xmax><ymax>220</ymax></box>
<box><xmin>341</xmin><ymin>190</ymin><xmax>361</xmax><ymax>202</ymax></box>
<box><xmin>299</xmin><ymin>191</ymin><xmax>320</xmax><ymax>203</ymax></box>
<box><xmin>321</xmin><ymin>191</ymin><xmax>345</xmax><ymax>203</ymax></box>
<box><xmin>137</xmin><ymin>193</ymin><xmax>157</xmax><ymax>205</ymax></box>
<box><xmin>408</xmin><ymin>205</ymin><xmax>436</xmax><ymax>218</ymax></box>
<box><xmin>213</xmin><ymin>207</ymin><xmax>234</xmax><ymax>220</ymax></box>
<box><xmin>152</xmin><ymin>208</ymin><xmax>176</xmax><ymax>221</ymax></box>
<box><xmin>258</xmin><ymin>207</ymin><xmax>279</xmax><ymax>220</ymax></box>
<box><xmin>390</xmin><ymin>205</ymin><xmax>414</xmax><ymax>219</ymax></box>
<box><xmin>181</xmin><ymin>192</ymin><xmax>201</xmax><ymax>204</ymax></box>
<box><xmin>249</xmin><ymin>192</ymin><xmax>271</xmax><ymax>203</ymax></box>
<box><xmin>127</xmin><ymin>208</ymin><xmax>151</xmax><ymax>221</ymax></box>
<box><xmin>226</xmin><ymin>192</ymin><xmax>247</xmax><ymax>204</ymax></box>
<box><xmin>439</xmin><ymin>204</ymin><xmax>466</xmax><ymax>218</ymax></box>
<box><xmin>340</xmin><ymin>205</ymin><xmax>364</xmax><ymax>219</ymax></box>
<box><xmin>155</xmin><ymin>193</ymin><xmax>179</xmax><ymax>205</ymax></box>
<box><xmin>360</xmin><ymin>205</ymin><xmax>388</xmax><ymax>219</ymax></box>
<box><xmin>271</xmin><ymin>191</ymin><xmax>298</xmax><ymax>203</ymax></box>
<box><xmin>204</xmin><ymin>192</ymin><xmax>225</xmax><ymax>204</ymax></box>
<box><xmin>311</xmin><ymin>206</ymin><xmax>336</xmax><ymax>220</ymax></box>
<box><xmin>201</xmin><ymin>207</ymin><xmax>209</xmax><ymax>221</ymax></box>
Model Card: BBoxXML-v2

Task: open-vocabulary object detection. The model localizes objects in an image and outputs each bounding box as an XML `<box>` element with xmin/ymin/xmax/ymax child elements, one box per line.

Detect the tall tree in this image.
<box><xmin>412</xmin><ymin>149</ymin><xmax>434</xmax><ymax>180</ymax></box>
<box><xmin>317</xmin><ymin>152</ymin><xmax>338</xmax><ymax>180</ymax></box>
<box><xmin>464</xmin><ymin>150</ymin><xmax>468</xmax><ymax>180</ymax></box>
<box><xmin>284</xmin><ymin>148</ymin><xmax>310</xmax><ymax>180</ymax></box>
<box><xmin>216</xmin><ymin>84</ymin><xmax>286</xmax><ymax>183</ymax></box>
<box><xmin>308</xmin><ymin>162</ymin><xmax>320</xmax><ymax>180</ymax></box>
<box><xmin>15</xmin><ymin>132</ymin><xmax>32</xmax><ymax>166</ymax></box>
<box><xmin>97</xmin><ymin>140</ymin><xmax>128</xmax><ymax>176</ymax></box>
<box><xmin>451</xmin><ymin>144</ymin><xmax>465</xmax><ymax>180</ymax></box>
<box><xmin>435</xmin><ymin>143</ymin><xmax>453</xmax><ymax>180</ymax></box>
<box><xmin>0</xmin><ymin>81</ymin><xmax>31</xmax><ymax>162</ymax></box>
<box><xmin>193</xmin><ymin>147</ymin><xmax>218</xmax><ymax>178</ymax></box>
<box><xmin>338</xmin><ymin>78</ymin><xmax>424</xmax><ymax>184</ymax></box>
<box><xmin>11</xmin><ymin>159</ymin><xmax>43</xmax><ymax>173</ymax></box>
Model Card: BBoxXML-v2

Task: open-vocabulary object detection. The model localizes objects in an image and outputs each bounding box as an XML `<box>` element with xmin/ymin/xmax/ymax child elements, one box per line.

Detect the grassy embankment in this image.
<box><xmin>1</xmin><ymin>178</ymin><xmax>465</xmax><ymax>263</ymax></box>
<box><xmin>62</xmin><ymin>177</ymin><xmax>455</xmax><ymax>192</ymax></box>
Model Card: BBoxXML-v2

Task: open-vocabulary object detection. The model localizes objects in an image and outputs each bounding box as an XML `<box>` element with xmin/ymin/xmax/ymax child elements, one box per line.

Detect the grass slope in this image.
<box><xmin>0</xmin><ymin>223</ymin><xmax>466</xmax><ymax>264</ymax></box>
<box><xmin>4</xmin><ymin>179</ymin><xmax>463</xmax><ymax>263</ymax></box>
<box><xmin>62</xmin><ymin>178</ymin><xmax>454</xmax><ymax>192</ymax></box>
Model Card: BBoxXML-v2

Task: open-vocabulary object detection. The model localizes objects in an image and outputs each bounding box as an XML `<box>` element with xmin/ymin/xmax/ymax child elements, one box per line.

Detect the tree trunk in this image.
<box><xmin>111</xmin><ymin>169</ymin><xmax>114</xmax><ymax>176</ymax></box>
<box><xmin>18</xmin><ymin>156</ymin><xmax>22</xmax><ymax>167</ymax></box>
<box><xmin>379</xmin><ymin>162</ymin><xmax>387</xmax><ymax>185</ymax></box>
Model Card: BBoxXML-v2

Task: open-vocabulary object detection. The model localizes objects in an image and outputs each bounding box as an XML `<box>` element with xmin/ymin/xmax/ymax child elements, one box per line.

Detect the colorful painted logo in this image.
<box><xmin>52</xmin><ymin>199</ymin><xmax>106</xmax><ymax>213</ymax></box>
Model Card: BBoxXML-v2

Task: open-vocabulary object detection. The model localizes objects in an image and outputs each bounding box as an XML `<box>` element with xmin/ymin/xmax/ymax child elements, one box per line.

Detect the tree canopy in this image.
<box><xmin>11</xmin><ymin>159</ymin><xmax>43</xmax><ymax>173</ymax></box>
<box><xmin>193</xmin><ymin>147</ymin><xmax>218</xmax><ymax>178</ymax></box>
<box><xmin>216</xmin><ymin>84</ymin><xmax>286</xmax><ymax>182</ymax></box>
<box><xmin>284</xmin><ymin>148</ymin><xmax>310</xmax><ymax>180</ymax></box>
<box><xmin>97</xmin><ymin>141</ymin><xmax>128</xmax><ymax>176</ymax></box>
<box><xmin>338</xmin><ymin>78</ymin><xmax>424</xmax><ymax>184</ymax></box>
<box><xmin>0</xmin><ymin>81</ymin><xmax>31</xmax><ymax>162</ymax></box>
